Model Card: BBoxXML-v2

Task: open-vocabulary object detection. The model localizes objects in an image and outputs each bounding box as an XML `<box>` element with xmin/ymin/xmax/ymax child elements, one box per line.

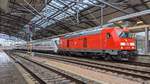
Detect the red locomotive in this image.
<box><xmin>59</xmin><ymin>27</ymin><xmax>137</xmax><ymax>60</ymax></box>
<box><xmin>16</xmin><ymin>26</ymin><xmax>137</xmax><ymax>60</ymax></box>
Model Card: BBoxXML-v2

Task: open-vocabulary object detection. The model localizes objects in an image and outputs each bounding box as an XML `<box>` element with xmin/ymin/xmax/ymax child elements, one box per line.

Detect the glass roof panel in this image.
<box><xmin>66</xmin><ymin>9</ymin><xmax>76</xmax><ymax>15</ymax></box>
<box><xmin>50</xmin><ymin>0</ymin><xmax>65</xmax><ymax>8</ymax></box>
<box><xmin>83</xmin><ymin>0</ymin><xmax>93</xmax><ymax>4</ymax></box>
<box><xmin>54</xmin><ymin>12</ymin><xmax>68</xmax><ymax>20</ymax></box>
<box><xmin>42</xmin><ymin>5</ymin><xmax>58</xmax><ymax>16</ymax></box>
<box><xmin>41</xmin><ymin>21</ymin><xmax>49</xmax><ymax>28</ymax></box>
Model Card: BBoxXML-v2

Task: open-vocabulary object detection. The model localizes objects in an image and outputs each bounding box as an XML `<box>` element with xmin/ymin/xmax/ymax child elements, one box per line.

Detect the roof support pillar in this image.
<box><xmin>144</xmin><ymin>27</ymin><xmax>149</xmax><ymax>55</ymax></box>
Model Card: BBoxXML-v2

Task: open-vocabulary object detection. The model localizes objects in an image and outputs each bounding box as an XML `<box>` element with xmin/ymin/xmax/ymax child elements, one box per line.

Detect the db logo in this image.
<box><xmin>126</xmin><ymin>43</ymin><xmax>129</xmax><ymax>46</ymax></box>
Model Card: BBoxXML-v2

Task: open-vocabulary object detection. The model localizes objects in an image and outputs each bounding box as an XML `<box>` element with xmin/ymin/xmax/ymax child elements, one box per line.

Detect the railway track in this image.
<box><xmin>34</xmin><ymin>53</ymin><xmax>150</xmax><ymax>82</ymax></box>
<box><xmin>9</xmin><ymin>53</ymin><xmax>86</xmax><ymax>84</ymax></box>
<box><xmin>15</xmin><ymin>50</ymin><xmax>150</xmax><ymax>67</ymax></box>
<box><xmin>113</xmin><ymin>60</ymin><xmax>150</xmax><ymax>68</ymax></box>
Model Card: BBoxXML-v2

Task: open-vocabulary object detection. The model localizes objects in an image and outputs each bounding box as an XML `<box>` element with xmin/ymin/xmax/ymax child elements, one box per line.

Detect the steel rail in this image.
<box><xmin>10</xmin><ymin>55</ymin><xmax>46</xmax><ymax>84</ymax></box>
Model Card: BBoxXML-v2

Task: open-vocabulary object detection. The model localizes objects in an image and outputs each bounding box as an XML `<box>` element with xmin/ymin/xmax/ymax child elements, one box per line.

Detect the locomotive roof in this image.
<box><xmin>64</xmin><ymin>26</ymin><xmax>102</xmax><ymax>38</ymax></box>
<box><xmin>63</xmin><ymin>22</ymin><xmax>129</xmax><ymax>38</ymax></box>
<box><xmin>63</xmin><ymin>26</ymin><xmax>120</xmax><ymax>38</ymax></box>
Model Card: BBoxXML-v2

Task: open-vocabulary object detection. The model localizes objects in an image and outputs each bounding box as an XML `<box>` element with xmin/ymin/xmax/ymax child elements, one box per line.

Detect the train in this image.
<box><xmin>16</xmin><ymin>26</ymin><xmax>138</xmax><ymax>60</ymax></box>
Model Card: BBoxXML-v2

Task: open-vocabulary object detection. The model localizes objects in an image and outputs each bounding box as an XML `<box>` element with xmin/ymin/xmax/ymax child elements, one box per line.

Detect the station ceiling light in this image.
<box><xmin>117</xmin><ymin>21</ymin><xmax>123</xmax><ymax>24</ymax></box>
<box><xmin>136</xmin><ymin>20</ymin><xmax>144</xmax><ymax>25</ymax></box>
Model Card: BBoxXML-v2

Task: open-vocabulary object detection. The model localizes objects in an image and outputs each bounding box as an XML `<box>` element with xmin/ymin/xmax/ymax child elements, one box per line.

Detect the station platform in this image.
<box><xmin>0</xmin><ymin>50</ymin><xmax>27</xmax><ymax>84</ymax></box>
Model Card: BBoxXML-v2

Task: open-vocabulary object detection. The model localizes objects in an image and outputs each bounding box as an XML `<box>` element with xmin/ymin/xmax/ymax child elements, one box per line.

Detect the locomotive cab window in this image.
<box><xmin>106</xmin><ymin>33</ymin><xmax>111</xmax><ymax>39</ymax></box>
<box><xmin>119</xmin><ymin>32</ymin><xmax>133</xmax><ymax>38</ymax></box>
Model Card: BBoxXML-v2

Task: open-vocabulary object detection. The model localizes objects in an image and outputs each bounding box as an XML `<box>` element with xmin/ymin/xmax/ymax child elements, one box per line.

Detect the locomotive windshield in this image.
<box><xmin>119</xmin><ymin>32</ymin><xmax>133</xmax><ymax>38</ymax></box>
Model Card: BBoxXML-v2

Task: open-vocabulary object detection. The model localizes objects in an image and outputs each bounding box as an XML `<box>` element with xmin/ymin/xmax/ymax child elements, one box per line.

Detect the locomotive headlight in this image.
<box><xmin>120</xmin><ymin>42</ymin><xmax>126</xmax><ymax>46</ymax></box>
<box><xmin>130</xmin><ymin>43</ymin><xmax>135</xmax><ymax>46</ymax></box>
<box><xmin>121</xmin><ymin>47</ymin><xmax>123</xmax><ymax>49</ymax></box>
<box><xmin>132</xmin><ymin>47</ymin><xmax>135</xmax><ymax>49</ymax></box>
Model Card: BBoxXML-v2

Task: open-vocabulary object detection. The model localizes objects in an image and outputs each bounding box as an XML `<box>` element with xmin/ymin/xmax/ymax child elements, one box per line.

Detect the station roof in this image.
<box><xmin>0</xmin><ymin>0</ymin><xmax>150</xmax><ymax>40</ymax></box>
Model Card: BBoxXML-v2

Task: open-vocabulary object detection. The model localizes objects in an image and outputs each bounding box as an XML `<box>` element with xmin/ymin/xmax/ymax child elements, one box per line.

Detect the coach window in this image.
<box><xmin>106</xmin><ymin>33</ymin><xmax>111</xmax><ymax>39</ymax></box>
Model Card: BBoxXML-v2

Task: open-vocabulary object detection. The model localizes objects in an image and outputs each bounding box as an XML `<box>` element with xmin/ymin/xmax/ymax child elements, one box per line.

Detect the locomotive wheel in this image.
<box><xmin>65</xmin><ymin>51</ymin><xmax>71</xmax><ymax>56</ymax></box>
<box><xmin>104</xmin><ymin>54</ymin><xmax>112</xmax><ymax>60</ymax></box>
<box><xmin>111</xmin><ymin>56</ymin><xmax>118</xmax><ymax>61</ymax></box>
<box><xmin>67</xmin><ymin>52</ymin><xmax>73</xmax><ymax>56</ymax></box>
<box><xmin>62</xmin><ymin>51</ymin><xmax>68</xmax><ymax>56</ymax></box>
